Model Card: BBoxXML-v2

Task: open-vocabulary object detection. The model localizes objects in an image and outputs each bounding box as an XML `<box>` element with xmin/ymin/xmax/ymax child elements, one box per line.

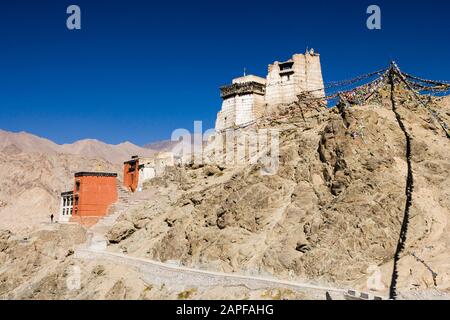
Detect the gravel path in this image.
<box><xmin>75</xmin><ymin>248</ymin><xmax>386</xmax><ymax>300</ymax></box>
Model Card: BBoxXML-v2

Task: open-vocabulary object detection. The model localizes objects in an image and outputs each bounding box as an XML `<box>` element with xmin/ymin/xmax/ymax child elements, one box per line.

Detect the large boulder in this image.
<box><xmin>107</xmin><ymin>221</ymin><xmax>135</xmax><ymax>244</ymax></box>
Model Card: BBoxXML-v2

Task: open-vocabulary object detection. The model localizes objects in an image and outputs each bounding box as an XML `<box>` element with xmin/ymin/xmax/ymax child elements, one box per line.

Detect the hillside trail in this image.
<box><xmin>75</xmin><ymin>180</ymin><xmax>385</xmax><ymax>300</ymax></box>
<box><xmin>75</xmin><ymin>246</ymin><xmax>386</xmax><ymax>300</ymax></box>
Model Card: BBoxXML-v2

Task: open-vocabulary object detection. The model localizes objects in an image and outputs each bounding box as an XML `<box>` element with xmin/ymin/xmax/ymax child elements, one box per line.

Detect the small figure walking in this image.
<box><xmin>50</xmin><ymin>214</ymin><xmax>54</xmax><ymax>224</ymax></box>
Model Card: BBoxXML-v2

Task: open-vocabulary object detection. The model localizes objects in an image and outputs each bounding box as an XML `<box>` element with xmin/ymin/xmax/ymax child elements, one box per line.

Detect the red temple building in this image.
<box><xmin>59</xmin><ymin>172</ymin><xmax>118</xmax><ymax>226</ymax></box>
<box><xmin>123</xmin><ymin>153</ymin><xmax>175</xmax><ymax>192</ymax></box>
<box><xmin>123</xmin><ymin>156</ymin><xmax>141</xmax><ymax>192</ymax></box>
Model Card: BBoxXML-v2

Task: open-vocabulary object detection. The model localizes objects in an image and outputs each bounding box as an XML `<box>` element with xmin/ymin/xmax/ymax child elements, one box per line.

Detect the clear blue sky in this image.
<box><xmin>1</xmin><ymin>0</ymin><xmax>449</xmax><ymax>145</ymax></box>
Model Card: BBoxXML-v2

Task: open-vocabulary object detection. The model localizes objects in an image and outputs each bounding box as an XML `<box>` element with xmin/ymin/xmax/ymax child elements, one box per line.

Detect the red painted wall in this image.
<box><xmin>123</xmin><ymin>159</ymin><xmax>139</xmax><ymax>192</ymax></box>
<box><xmin>70</xmin><ymin>173</ymin><xmax>118</xmax><ymax>226</ymax></box>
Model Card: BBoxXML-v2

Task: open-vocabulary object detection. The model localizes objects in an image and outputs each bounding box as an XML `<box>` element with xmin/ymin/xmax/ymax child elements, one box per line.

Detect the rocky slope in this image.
<box><xmin>0</xmin><ymin>225</ymin><xmax>310</xmax><ymax>300</ymax></box>
<box><xmin>0</xmin><ymin>87</ymin><xmax>449</xmax><ymax>300</ymax></box>
<box><xmin>105</xmin><ymin>87</ymin><xmax>450</xmax><ymax>298</ymax></box>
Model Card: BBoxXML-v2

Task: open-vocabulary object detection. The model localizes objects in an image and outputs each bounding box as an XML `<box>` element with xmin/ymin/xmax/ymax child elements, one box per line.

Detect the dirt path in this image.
<box><xmin>74</xmin><ymin>248</ymin><xmax>386</xmax><ymax>300</ymax></box>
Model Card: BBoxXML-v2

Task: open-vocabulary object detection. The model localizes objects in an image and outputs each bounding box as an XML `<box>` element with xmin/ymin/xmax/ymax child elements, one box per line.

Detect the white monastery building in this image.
<box><xmin>215</xmin><ymin>50</ymin><xmax>325</xmax><ymax>131</ymax></box>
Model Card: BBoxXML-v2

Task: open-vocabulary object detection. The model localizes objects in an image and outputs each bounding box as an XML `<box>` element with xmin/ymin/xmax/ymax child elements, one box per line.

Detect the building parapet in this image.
<box><xmin>220</xmin><ymin>81</ymin><xmax>266</xmax><ymax>99</ymax></box>
<box><xmin>75</xmin><ymin>172</ymin><xmax>118</xmax><ymax>178</ymax></box>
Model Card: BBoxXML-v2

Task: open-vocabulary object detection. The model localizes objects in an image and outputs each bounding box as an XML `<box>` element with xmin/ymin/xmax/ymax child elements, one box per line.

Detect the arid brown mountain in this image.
<box><xmin>143</xmin><ymin>140</ymin><xmax>179</xmax><ymax>152</ymax></box>
<box><xmin>0</xmin><ymin>130</ymin><xmax>60</xmax><ymax>155</ymax></box>
<box><xmin>59</xmin><ymin>139</ymin><xmax>155</xmax><ymax>164</ymax></box>
<box><xmin>0</xmin><ymin>130</ymin><xmax>155</xmax><ymax>164</ymax></box>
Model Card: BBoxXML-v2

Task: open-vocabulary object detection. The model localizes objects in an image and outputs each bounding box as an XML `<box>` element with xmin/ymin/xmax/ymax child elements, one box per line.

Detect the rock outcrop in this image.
<box><xmin>108</xmin><ymin>87</ymin><xmax>450</xmax><ymax>297</ymax></box>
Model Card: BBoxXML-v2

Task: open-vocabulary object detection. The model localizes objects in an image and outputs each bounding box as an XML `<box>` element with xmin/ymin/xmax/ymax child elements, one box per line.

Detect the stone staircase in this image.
<box><xmin>85</xmin><ymin>183</ymin><xmax>151</xmax><ymax>251</ymax></box>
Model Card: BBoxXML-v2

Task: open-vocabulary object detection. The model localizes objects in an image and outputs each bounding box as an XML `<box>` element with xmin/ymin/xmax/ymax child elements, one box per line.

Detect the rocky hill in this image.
<box><xmin>104</xmin><ymin>86</ymin><xmax>450</xmax><ymax>298</ymax></box>
<box><xmin>0</xmin><ymin>87</ymin><xmax>449</xmax><ymax>300</ymax></box>
<box><xmin>0</xmin><ymin>130</ymin><xmax>61</xmax><ymax>154</ymax></box>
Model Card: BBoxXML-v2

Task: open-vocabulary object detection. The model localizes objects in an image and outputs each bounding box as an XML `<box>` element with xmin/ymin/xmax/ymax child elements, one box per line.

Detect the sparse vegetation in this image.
<box><xmin>177</xmin><ymin>288</ymin><xmax>197</xmax><ymax>300</ymax></box>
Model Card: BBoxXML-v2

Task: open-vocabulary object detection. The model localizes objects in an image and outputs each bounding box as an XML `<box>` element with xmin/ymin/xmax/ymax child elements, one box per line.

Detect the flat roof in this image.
<box><xmin>61</xmin><ymin>191</ymin><xmax>74</xmax><ymax>196</ymax></box>
<box><xmin>74</xmin><ymin>172</ymin><xmax>118</xmax><ymax>177</ymax></box>
<box><xmin>124</xmin><ymin>156</ymin><xmax>156</xmax><ymax>164</ymax></box>
<box><xmin>232</xmin><ymin>75</ymin><xmax>266</xmax><ymax>85</ymax></box>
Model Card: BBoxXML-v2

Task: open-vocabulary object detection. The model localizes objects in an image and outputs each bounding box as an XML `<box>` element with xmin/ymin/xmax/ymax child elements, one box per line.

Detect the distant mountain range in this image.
<box><xmin>143</xmin><ymin>139</ymin><xmax>180</xmax><ymax>152</ymax></box>
<box><xmin>0</xmin><ymin>129</ymin><xmax>156</xmax><ymax>164</ymax></box>
<box><xmin>0</xmin><ymin>129</ymin><xmax>185</xmax><ymax>233</ymax></box>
